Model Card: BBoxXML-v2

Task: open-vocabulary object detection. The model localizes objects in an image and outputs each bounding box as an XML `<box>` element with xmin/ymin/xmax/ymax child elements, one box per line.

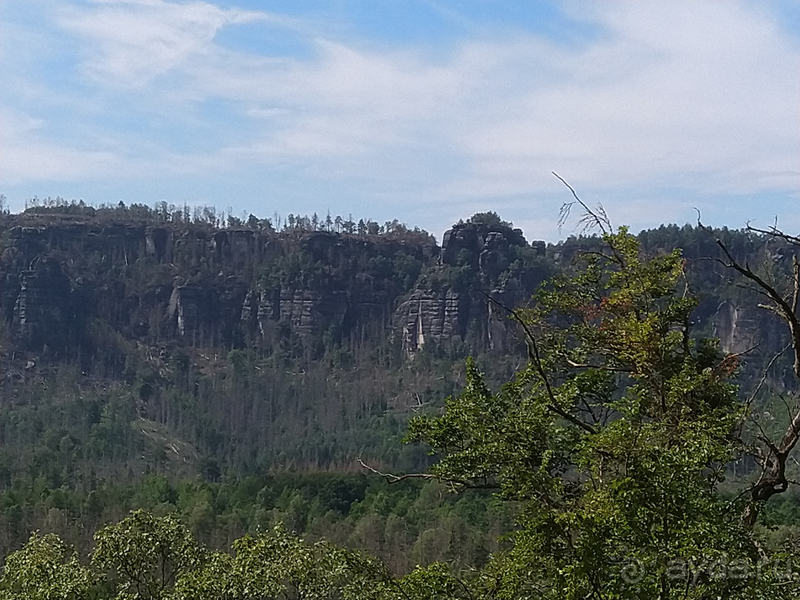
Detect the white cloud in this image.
<box><xmin>59</xmin><ymin>0</ymin><xmax>269</xmax><ymax>87</ymax></box>
<box><xmin>2</xmin><ymin>0</ymin><xmax>798</xmax><ymax>238</ymax></box>
<box><xmin>455</xmin><ymin>2</ymin><xmax>799</xmax><ymax>198</ymax></box>
<box><xmin>194</xmin><ymin>2</ymin><xmax>798</xmax><ymax>203</ymax></box>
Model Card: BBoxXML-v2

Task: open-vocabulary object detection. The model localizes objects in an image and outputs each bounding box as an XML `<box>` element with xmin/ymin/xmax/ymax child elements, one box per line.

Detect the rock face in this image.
<box><xmin>240</xmin><ymin>287</ymin><xmax>363</xmax><ymax>340</ymax></box>
<box><xmin>0</xmin><ymin>216</ymin><xmax>441</xmax><ymax>358</ymax></box>
<box><xmin>167</xmin><ymin>283</ymin><xmax>248</xmax><ymax>345</ymax></box>
<box><xmin>441</xmin><ymin>220</ymin><xmax>525</xmax><ymax>270</ymax></box>
<box><xmin>14</xmin><ymin>258</ymin><xmax>75</xmax><ymax>348</ymax></box>
<box><xmin>0</xmin><ymin>214</ymin><xmax>555</xmax><ymax>360</ymax></box>
<box><xmin>278</xmin><ymin>289</ymin><xmax>348</xmax><ymax>335</ymax></box>
<box><xmin>0</xmin><ymin>211</ymin><xmax>787</xmax><ymax>372</ymax></box>
<box><xmin>396</xmin><ymin>220</ymin><xmax>548</xmax><ymax>356</ymax></box>
<box><xmin>397</xmin><ymin>289</ymin><xmax>465</xmax><ymax>351</ymax></box>
<box><xmin>713</xmin><ymin>301</ymin><xmax>785</xmax><ymax>356</ymax></box>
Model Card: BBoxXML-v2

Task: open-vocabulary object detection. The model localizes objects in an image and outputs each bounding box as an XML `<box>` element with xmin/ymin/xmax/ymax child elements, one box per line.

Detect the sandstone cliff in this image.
<box><xmin>0</xmin><ymin>212</ymin><xmax>555</xmax><ymax>365</ymax></box>
<box><xmin>0</xmin><ymin>210</ymin><xmax>790</xmax><ymax>382</ymax></box>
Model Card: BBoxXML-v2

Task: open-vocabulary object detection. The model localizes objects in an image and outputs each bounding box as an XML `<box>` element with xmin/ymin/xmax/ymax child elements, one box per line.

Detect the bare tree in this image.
<box><xmin>714</xmin><ymin>223</ymin><xmax>800</xmax><ymax>528</ymax></box>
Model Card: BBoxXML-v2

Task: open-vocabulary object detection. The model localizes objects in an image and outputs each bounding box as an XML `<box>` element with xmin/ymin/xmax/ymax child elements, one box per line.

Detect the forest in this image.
<box><xmin>0</xmin><ymin>198</ymin><xmax>800</xmax><ymax>597</ymax></box>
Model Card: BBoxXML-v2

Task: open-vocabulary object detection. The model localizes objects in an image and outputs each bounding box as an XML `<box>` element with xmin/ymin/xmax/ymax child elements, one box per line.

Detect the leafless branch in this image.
<box><xmin>715</xmin><ymin>239</ymin><xmax>800</xmax><ymax>377</ymax></box>
<box><xmin>357</xmin><ymin>457</ymin><xmax>498</xmax><ymax>491</ymax></box>
<box><xmin>564</xmin><ymin>358</ymin><xmax>633</xmax><ymax>372</ymax></box>
<box><xmin>747</xmin><ymin>223</ymin><xmax>800</xmax><ymax>247</ymax></box>
<box><xmin>716</xmin><ymin>236</ymin><xmax>800</xmax><ymax>527</ymax></box>
<box><xmin>553</xmin><ymin>172</ymin><xmax>611</xmax><ymax>236</ymax></box>
<box><xmin>357</xmin><ymin>457</ymin><xmax>438</xmax><ymax>483</ymax></box>
<box><xmin>744</xmin><ymin>344</ymin><xmax>790</xmax><ymax>411</ymax></box>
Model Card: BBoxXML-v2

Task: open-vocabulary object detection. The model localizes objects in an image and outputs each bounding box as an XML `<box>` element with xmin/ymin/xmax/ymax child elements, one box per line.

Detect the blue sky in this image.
<box><xmin>1</xmin><ymin>0</ymin><xmax>798</xmax><ymax>241</ymax></box>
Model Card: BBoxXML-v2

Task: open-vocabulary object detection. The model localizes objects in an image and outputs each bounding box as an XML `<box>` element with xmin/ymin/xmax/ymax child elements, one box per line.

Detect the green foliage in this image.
<box><xmin>0</xmin><ymin>533</ymin><xmax>95</xmax><ymax>600</ymax></box>
<box><xmin>92</xmin><ymin>510</ymin><xmax>203</xmax><ymax>599</ymax></box>
<box><xmin>3</xmin><ymin>208</ymin><xmax>800</xmax><ymax>596</ymax></box>
<box><xmin>0</xmin><ymin>469</ymin><xmax>509</xmax><ymax>577</ymax></box>
<box><xmin>0</xmin><ymin>510</ymin><xmax>484</xmax><ymax>600</ymax></box>
<box><xmin>408</xmin><ymin>227</ymin><xmax>796</xmax><ymax>598</ymax></box>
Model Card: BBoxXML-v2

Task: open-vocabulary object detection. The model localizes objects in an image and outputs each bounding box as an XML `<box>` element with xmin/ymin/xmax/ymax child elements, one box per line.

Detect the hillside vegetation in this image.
<box><xmin>0</xmin><ymin>200</ymin><xmax>797</xmax><ymax>571</ymax></box>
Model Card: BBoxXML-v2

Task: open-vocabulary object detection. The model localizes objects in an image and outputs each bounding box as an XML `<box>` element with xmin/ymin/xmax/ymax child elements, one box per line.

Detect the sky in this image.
<box><xmin>0</xmin><ymin>0</ymin><xmax>798</xmax><ymax>242</ymax></box>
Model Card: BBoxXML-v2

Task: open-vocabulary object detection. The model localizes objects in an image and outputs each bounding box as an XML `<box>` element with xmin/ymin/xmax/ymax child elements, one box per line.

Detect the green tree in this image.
<box><xmin>0</xmin><ymin>533</ymin><xmax>95</xmax><ymax>600</ymax></box>
<box><xmin>230</xmin><ymin>524</ymin><xmax>372</xmax><ymax>599</ymax></box>
<box><xmin>169</xmin><ymin>551</ymin><xmax>234</xmax><ymax>600</ymax></box>
<box><xmin>407</xmin><ymin>225</ymin><xmax>797</xmax><ymax>598</ymax></box>
<box><xmin>172</xmin><ymin>523</ymin><xmax>409</xmax><ymax>600</ymax></box>
<box><xmin>92</xmin><ymin>510</ymin><xmax>203</xmax><ymax>600</ymax></box>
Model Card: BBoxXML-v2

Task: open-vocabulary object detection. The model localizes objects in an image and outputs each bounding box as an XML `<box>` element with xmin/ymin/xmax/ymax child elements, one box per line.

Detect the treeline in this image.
<box><xmin>0</xmin><ymin>344</ymin><xmax>520</xmax><ymax>560</ymax></box>
<box><xmin>18</xmin><ymin>196</ymin><xmax>434</xmax><ymax>242</ymax></box>
<box><xmin>1</xmin><ymin>505</ymin><xmax>509</xmax><ymax>600</ymax></box>
<box><xmin>0</xmin><ymin>472</ymin><xmax>512</xmax><ymax>576</ymax></box>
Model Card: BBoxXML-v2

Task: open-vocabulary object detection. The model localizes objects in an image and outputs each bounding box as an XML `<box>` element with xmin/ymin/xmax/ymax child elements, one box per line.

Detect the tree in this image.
<box><xmin>465</xmin><ymin>211</ymin><xmax>511</xmax><ymax>229</ymax></box>
<box><xmin>0</xmin><ymin>533</ymin><xmax>95</xmax><ymax>600</ymax></box>
<box><xmin>406</xmin><ymin>223</ymin><xmax>798</xmax><ymax>598</ymax></box>
<box><xmin>712</xmin><ymin>224</ymin><xmax>800</xmax><ymax>529</ymax></box>
<box><xmin>92</xmin><ymin>510</ymin><xmax>203</xmax><ymax>600</ymax></box>
<box><xmin>171</xmin><ymin>523</ymin><xmax>443</xmax><ymax>600</ymax></box>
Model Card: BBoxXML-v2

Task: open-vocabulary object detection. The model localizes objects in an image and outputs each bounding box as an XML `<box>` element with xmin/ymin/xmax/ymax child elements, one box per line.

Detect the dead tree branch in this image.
<box><xmin>357</xmin><ymin>457</ymin><xmax>438</xmax><ymax>483</ymax></box>
<box><xmin>357</xmin><ymin>457</ymin><xmax>498</xmax><ymax>490</ymax></box>
<box><xmin>716</xmin><ymin>236</ymin><xmax>800</xmax><ymax>527</ymax></box>
<box><xmin>553</xmin><ymin>172</ymin><xmax>611</xmax><ymax>237</ymax></box>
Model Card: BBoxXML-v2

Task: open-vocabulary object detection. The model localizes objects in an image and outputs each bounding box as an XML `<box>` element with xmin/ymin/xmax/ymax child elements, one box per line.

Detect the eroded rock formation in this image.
<box><xmin>0</xmin><ymin>211</ymin><xmax>786</xmax><ymax>374</ymax></box>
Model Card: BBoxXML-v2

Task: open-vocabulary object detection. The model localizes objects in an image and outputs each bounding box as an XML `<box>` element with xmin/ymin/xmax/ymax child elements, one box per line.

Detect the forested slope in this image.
<box><xmin>0</xmin><ymin>200</ymin><xmax>794</xmax><ymax>560</ymax></box>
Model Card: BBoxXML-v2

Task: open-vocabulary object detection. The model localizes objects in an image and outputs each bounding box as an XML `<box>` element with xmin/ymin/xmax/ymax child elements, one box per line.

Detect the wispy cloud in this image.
<box><xmin>58</xmin><ymin>0</ymin><xmax>270</xmax><ymax>88</ymax></box>
<box><xmin>0</xmin><ymin>0</ymin><xmax>797</xmax><ymax>239</ymax></box>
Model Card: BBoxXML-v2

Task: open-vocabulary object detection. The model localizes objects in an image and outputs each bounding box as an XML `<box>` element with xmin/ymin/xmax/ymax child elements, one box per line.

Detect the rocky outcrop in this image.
<box><xmin>0</xmin><ymin>216</ymin><xmax>439</xmax><ymax>355</ymax></box>
<box><xmin>441</xmin><ymin>220</ymin><xmax>526</xmax><ymax>269</ymax></box>
<box><xmin>13</xmin><ymin>258</ymin><xmax>76</xmax><ymax>348</ymax></box>
<box><xmin>397</xmin><ymin>289</ymin><xmax>465</xmax><ymax>352</ymax></box>
<box><xmin>5</xmin><ymin>211</ymin><xmax>783</xmax><ymax>371</ymax></box>
<box><xmin>713</xmin><ymin>301</ymin><xmax>785</xmax><ymax>356</ymax></box>
<box><xmin>395</xmin><ymin>285</ymin><xmax>530</xmax><ymax>356</ymax></box>
<box><xmin>166</xmin><ymin>280</ymin><xmax>250</xmax><ymax>346</ymax></box>
<box><xmin>277</xmin><ymin>289</ymin><xmax>349</xmax><ymax>335</ymax></box>
<box><xmin>396</xmin><ymin>219</ymin><xmax>545</xmax><ymax>356</ymax></box>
